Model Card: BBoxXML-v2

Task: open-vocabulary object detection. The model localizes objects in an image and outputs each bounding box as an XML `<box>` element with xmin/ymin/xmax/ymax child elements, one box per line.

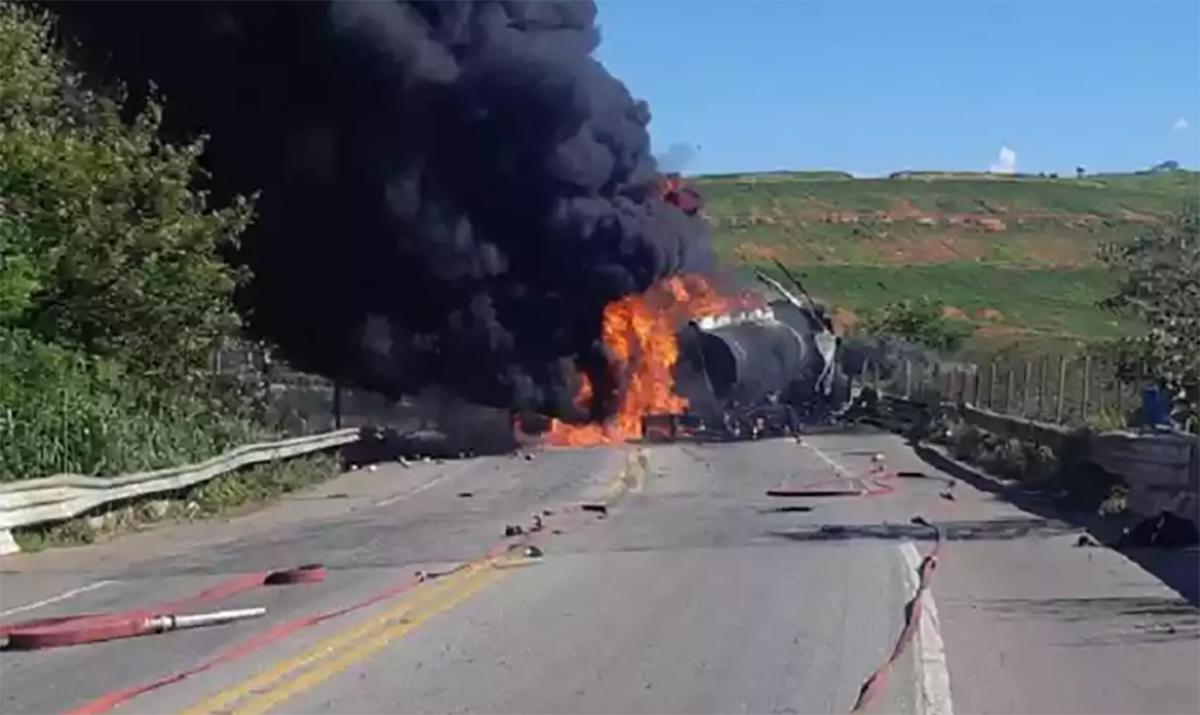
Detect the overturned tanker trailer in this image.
<box><xmin>652</xmin><ymin>270</ymin><xmax>841</xmax><ymax>441</ymax></box>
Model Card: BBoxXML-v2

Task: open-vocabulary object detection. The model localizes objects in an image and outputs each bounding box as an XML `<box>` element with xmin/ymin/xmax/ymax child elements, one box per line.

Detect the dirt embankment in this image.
<box><xmin>723</xmin><ymin>197</ymin><xmax>1122</xmax><ymax>268</ymax></box>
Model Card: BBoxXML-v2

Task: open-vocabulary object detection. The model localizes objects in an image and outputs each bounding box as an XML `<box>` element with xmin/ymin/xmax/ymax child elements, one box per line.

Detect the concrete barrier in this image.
<box><xmin>955</xmin><ymin>405</ymin><xmax>1198</xmax><ymax>524</ymax></box>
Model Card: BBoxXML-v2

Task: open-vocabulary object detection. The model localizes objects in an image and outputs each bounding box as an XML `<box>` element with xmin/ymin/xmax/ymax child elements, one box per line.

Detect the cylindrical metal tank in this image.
<box><xmin>674</xmin><ymin>299</ymin><xmax>835</xmax><ymax>419</ymax></box>
<box><xmin>696</xmin><ymin>322</ymin><xmax>822</xmax><ymax>406</ymax></box>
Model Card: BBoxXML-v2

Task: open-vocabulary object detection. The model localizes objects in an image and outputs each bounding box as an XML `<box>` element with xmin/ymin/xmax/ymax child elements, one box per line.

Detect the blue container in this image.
<box><xmin>1141</xmin><ymin>385</ymin><xmax>1169</xmax><ymax>426</ymax></box>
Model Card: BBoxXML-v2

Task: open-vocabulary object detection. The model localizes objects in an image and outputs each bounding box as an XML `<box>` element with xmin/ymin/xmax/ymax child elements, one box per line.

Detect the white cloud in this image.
<box><xmin>989</xmin><ymin>145</ymin><xmax>1017</xmax><ymax>174</ymax></box>
<box><xmin>1172</xmin><ymin>117</ymin><xmax>1190</xmax><ymax>131</ymax></box>
<box><xmin>656</xmin><ymin>142</ymin><xmax>699</xmax><ymax>173</ymax></box>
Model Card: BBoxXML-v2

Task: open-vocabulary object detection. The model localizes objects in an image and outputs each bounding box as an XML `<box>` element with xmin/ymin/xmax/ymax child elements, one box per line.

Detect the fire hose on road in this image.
<box><xmin>851</xmin><ymin>516</ymin><xmax>943</xmax><ymax>714</ymax></box>
<box><xmin>765</xmin><ymin>445</ymin><xmax>948</xmax><ymax>714</ymax></box>
<box><xmin>0</xmin><ymin>485</ymin><xmax>612</xmax><ymax>715</ymax></box>
<box><xmin>0</xmin><ymin>565</ymin><xmax>326</xmax><ymax>650</ymax></box>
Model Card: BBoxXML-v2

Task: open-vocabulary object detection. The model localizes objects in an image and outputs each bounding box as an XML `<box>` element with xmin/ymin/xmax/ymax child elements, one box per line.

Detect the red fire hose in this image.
<box><xmin>762</xmin><ymin>451</ymin><xmax>946</xmax><ymax>714</ymax></box>
<box><xmin>851</xmin><ymin>516</ymin><xmax>943</xmax><ymax>714</ymax></box>
<box><xmin>43</xmin><ymin>505</ymin><xmax>581</xmax><ymax>715</ymax></box>
<box><xmin>0</xmin><ymin>564</ymin><xmax>326</xmax><ymax>651</ymax></box>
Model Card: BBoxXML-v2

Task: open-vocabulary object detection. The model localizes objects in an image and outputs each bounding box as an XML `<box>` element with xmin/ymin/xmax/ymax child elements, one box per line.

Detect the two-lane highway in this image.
<box><xmin>1</xmin><ymin>429</ymin><xmax>1197</xmax><ymax>714</ymax></box>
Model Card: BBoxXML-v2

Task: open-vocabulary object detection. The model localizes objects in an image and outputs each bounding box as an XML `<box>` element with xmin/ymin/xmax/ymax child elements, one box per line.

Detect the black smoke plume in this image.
<box><xmin>53</xmin><ymin>1</ymin><xmax>712</xmax><ymax>420</ymax></box>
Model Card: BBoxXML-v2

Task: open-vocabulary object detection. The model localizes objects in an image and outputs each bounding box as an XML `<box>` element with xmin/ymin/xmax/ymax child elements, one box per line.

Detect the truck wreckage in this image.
<box><xmin>646</xmin><ymin>262</ymin><xmax>842</xmax><ymax>443</ymax></box>
<box><xmin>637</xmin><ymin>176</ymin><xmax>844</xmax><ymax>443</ymax></box>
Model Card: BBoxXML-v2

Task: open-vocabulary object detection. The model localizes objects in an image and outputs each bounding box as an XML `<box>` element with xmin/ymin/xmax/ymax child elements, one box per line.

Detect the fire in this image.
<box><xmin>547</xmin><ymin>274</ymin><xmax>759</xmax><ymax>447</ymax></box>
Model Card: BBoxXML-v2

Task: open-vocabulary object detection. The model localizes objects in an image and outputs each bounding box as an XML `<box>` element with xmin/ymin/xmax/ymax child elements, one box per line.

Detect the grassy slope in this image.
<box><xmin>699</xmin><ymin>170</ymin><xmax>1199</xmax><ymax>355</ymax></box>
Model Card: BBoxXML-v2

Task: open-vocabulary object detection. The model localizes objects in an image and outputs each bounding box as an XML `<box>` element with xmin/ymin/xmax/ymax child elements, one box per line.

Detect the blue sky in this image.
<box><xmin>595</xmin><ymin>1</ymin><xmax>1200</xmax><ymax>176</ymax></box>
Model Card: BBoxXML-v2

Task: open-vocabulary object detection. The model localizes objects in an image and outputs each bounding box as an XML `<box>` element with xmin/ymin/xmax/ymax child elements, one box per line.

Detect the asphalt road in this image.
<box><xmin>1</xmin><ymin>428</ymin><xmax>1197</xmax><ymax>714</ymax></box>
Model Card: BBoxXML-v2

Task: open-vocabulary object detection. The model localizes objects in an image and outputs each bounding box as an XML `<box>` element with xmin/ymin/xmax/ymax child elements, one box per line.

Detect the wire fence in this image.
<box><xmin>862</xmin><ymin>353</ymin><xmax>1153</xmax><ymax>430</ymax></box>
<box><xmin>214</xmin><ymin>342</ymin><xmax>424</xmax><ymax>437</ymax></box>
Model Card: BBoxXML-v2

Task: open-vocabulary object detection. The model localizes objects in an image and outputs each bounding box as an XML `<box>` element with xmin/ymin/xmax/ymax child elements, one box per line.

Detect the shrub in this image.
<box><xmin>0</xmin><ymin>328</ymin><xmax>264</xmax><ymax>480</ymax></box>
<box><xmin>1</xmin><ymin>4</ymin><xmax>263</xmax><ymax>480</ymax></box>
<box><xmin>860</xmin><ymin>297</ymin><xmax>972</xmax><ymax>353</ymax></box>
<box><xmin>0</xmin><ymin>3</ymin><xmax>253</xmax><ymax>389</ymax></box>
<box><xmin>1099</xmin><ymin>203</ymin><xmax>1199</xmax><ymax>431</ymax></box>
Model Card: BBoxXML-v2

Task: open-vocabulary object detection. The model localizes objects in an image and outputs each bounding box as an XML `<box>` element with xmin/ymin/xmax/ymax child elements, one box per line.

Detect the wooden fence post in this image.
<box><xmin>1022</xmin><ymin>360</ymin><xmax>1033</xmax><ymax>417</ymax></box>
<box><xmin>989</xmin><ymin>362</ymin><xmax>998</xmax><ymax>410</ymax></box>
<box><xmin>1037</xmin><ymin>356</ymin><xmax>1047</xmax><ymax>420</ymax></box>
<box><xmin>1005</xmin><ymin>367</ymin><xmax>1016</xmax><ymax>415</ymax></box>
<box><xmin>1056</xmin><ymin>357</ymin><xmax>1069</xmax><ymax>423</ymax></box>
<box><xmin>904</xmin><ymin>359</ymin><xmax>912</xmax><ymax>399</ymax></box>
<box><xmin>979</xmin><ymin>364</ymin><xmax>986</xmax><ymax>408</ymax></box>
<box><xmin>971</xmin><ymin>366</ymin><xmax>980</xmax><ymax>406</ymax></box>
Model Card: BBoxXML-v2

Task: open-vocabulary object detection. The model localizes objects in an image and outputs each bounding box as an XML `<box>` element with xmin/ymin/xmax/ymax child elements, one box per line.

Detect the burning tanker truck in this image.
<box><xmin>654</xmin><ymin>289</ymin><xmax>839</xmax><ymax>443</ymax></box>
<box><xmin>537</xmin><ymin>175</ymin><xmax>843</xmax><ymax>446</ymax></box>
<box><xmin>663</xmin><ymin>176</ymin><xmax>841</xmax><ymax>441</ymax></box>
<box><xmin>669</xmin><ymin>270</ymin><xmax>840</xmax><ymax>441</ymax></box>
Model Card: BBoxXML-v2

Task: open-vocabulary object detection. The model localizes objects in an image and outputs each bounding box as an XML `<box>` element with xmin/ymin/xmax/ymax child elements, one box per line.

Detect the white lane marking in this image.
<box><xmin>900</xmin><ymin>542</ymin><xmax>954</xmax><ymax>715</ymax></box>
<box><xmin>374</xmin><ymin>470</ymin><xmax>456</xmax><ymax>507</ymax></box>
<box><xmin>802</xmin><ymin>441</ymin><xmax>854</xmax><ymax>480</ymax></box>
<box><xmin>0</xmin><ymin>580</ymin><xmax>114</xmax><ymax>618</ymax></box>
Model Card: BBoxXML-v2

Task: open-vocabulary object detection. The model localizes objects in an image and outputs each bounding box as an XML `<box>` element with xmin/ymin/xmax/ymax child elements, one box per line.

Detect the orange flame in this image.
<box><xmin>547</xmin><ymin>274</ymin><xmax>759</xmax><ymax>447</ymax></box>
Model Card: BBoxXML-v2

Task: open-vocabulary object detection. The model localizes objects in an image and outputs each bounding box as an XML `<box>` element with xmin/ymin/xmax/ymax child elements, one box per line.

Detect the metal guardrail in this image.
<box><xmin>0</xmin><ymin>428</ymin><xmax>361</xmax><ymax>555</ymax></box>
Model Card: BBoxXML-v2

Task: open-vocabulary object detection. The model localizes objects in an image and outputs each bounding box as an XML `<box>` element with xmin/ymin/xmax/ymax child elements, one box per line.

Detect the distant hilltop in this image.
<box><xmin>1137</xmin><ymin>160</ymin><xmax>1182</xmax><ymax>175</ymax></box>
<box><xmin>688</xmin><ymin>162</ymin><xmax>1192</xmax><ymax>183</ymax></box>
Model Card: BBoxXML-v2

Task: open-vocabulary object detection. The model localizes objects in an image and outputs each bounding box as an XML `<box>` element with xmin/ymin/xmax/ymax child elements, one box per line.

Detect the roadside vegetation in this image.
<box><xmin>858</xmin><ymin>297</ymin><xmax>972</xmax><ymax>353</ymax></box>
<box><xmin>1098</xmin><ymin>204</ymin><xmax>1199</xmax><ymax>430</ymax></box>
<box><xmin>0</xmin><ymin>4</ymin><xmax>264</xmax><ymax>481</ymax></box>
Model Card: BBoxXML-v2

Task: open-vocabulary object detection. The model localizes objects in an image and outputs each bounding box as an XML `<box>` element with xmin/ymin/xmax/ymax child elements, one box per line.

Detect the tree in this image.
<box><xmin>1099</xmin><ymin>203</ymin><xmax>1200</xmax><ymax>430</ymax></box>
<box><xmin>860</xmin><ymin>297</ymin><xmax>972</xmax><ymax>353</ymax></box>
<box><xmin>0</xmin><ymin>3</ymin><xmax>254</xmax><ymax>388</ymax></box>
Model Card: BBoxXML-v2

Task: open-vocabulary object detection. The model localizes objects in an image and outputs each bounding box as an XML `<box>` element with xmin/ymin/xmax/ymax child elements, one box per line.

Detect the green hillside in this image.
<box><xmin>699</xmin><ymin>169</ymin><xmax>1199</xmax><ymax>354</ymax></box>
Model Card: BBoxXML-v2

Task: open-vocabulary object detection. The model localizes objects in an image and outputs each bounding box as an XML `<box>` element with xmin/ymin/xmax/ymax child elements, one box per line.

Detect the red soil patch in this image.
<box><xmin>1118</xmin><ymin>209</ymin><xmax>1161</xmax><ymax>224</ymax></box>
<box><xmin>832</xmin><ymin>307</ymin><xmax>859</xmax><ymax>333</ymax></box>
<box><xmin>976</xmin><ymin>307</ymin><xmax>1005</xmax><ymax>321</ymax></box>
<box><xmin>946</xmin><ymin>215</ymin><xmax>1007</xmax><ymax>232</ymax></box>
<box><xmin>736</xmin><ymin>242</ymin><xmax>786</xmax><ymax>261</ymax></box>
<box><xmin>941</xmin><ymin>305</ymin><xmax>968</xmax><ymax>320</ymax></box>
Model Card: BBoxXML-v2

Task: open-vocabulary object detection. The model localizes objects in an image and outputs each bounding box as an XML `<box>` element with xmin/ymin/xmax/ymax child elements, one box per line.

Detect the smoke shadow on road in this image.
<box><xmin>968</xmin><ymin>595</ymin><xmax>1199</xmax><ymax>646</ymax></box>
<box><xmin>909</xmin><ymin>441</ymin><xmax>1200</xmax><ymax>607</ymax></box>
<box><xmin>767</xmin><ymin>516</ymin><xmax>1078</xmax><ymax>544</ymax></box>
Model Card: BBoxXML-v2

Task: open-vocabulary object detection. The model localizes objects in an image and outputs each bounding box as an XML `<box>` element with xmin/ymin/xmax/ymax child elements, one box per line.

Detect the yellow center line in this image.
<box><xmin>177</xmin><ymin>453</ymin><xmax>633</xmax><ymax>715</ymax></box>
<box><xmin>178</xmin><ymin>562</ymin><xmax>509</xmax><ymax>715</ymax></box>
